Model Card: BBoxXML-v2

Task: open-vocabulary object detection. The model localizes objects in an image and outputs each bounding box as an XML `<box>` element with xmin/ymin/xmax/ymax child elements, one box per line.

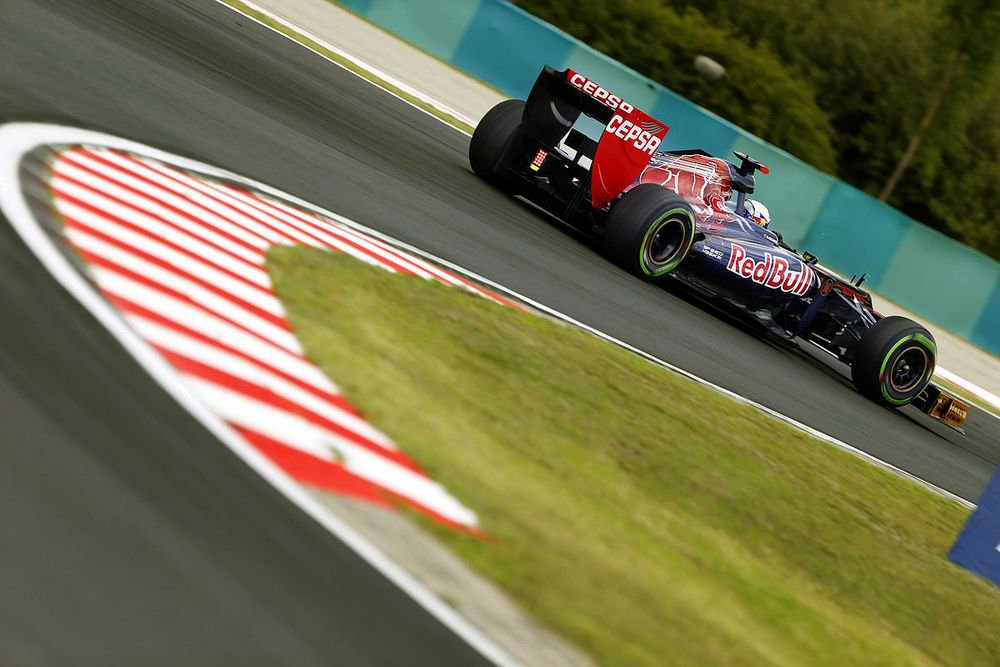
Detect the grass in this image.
<box><xmin>220</xmin><ymin>0</ymin><xmax>477</xmax><ymax>133</ymax></box>
<box><xmin>269</xmin><ymin>247</ymin><xmax>1000</xmax><ymax>667</ymax></box>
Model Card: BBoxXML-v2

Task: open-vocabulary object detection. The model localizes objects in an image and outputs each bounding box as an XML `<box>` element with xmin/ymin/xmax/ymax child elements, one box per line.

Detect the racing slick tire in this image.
<box><xmin>604</xmin><ymin>184</ymin><xmax>696</xmax><ymax>280</ymax></box>
<box><xmin>850</xmin><ymin>315</ymin><xmax>936</xmax><ymax>407</ymax></box>
<box><xmin>469</xmin><ymin>99</ymin><xmax>525</xmax><ymax>191</ymax></box>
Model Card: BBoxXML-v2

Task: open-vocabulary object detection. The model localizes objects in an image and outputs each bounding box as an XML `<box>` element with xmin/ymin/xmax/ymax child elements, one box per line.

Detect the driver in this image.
<box><xmin>742</xmin><ymin>199</ymin><xmax>771</xmax><ymax>228</ymax></box>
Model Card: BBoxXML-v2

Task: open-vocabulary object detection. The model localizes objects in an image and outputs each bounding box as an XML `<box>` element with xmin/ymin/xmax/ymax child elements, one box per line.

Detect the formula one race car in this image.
<box><xmin>469</xmin><ymin>65</ymin><xmax>969</xmax><ymax>429</ymax></box>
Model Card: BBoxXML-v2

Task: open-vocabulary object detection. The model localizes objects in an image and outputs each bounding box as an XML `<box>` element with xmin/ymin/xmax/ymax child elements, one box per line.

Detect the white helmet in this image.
<box><xmin>743</xmin><ymin>199</ymin><xmax>771</xmax><ymax>228</ymax></box>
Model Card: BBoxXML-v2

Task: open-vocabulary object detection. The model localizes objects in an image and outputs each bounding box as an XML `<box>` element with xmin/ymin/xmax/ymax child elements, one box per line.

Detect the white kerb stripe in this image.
<box><xmin>196</xmin><ymin>181</ymin><xmax>407</xmax><ymax>272</ymax></box>
<box><xmin>58</xmin><ymin>203</ymin><xmax>281</xmax><ymax>314</ymax></box>
<box><xmin>130</xmin><ymin>314</ymin><xmax>395</xmax><ymax>450</ymax></box>
<box><xmin>285</xmin><ymin>207</ymin><xmax>469</xmax><ymax>286</ymax></box>
<box><xmin>90</xmin><ymin>267</ymin><xmax>336</xmax><ymax>392</ymax></box>
<box><xmin>63</xmin><ymin>152</ymin><xmax>279</xmax><ymax>246</ymax></box>
<box><xmin>51</xmin><ymin>159</ymin><xmax>267</xmax><ymax>265</ymax></box>
<box><xmin>126</xmin><ymin>157</ymin><xmax>400</xmax><ymax>273</ymax></box>
<box><xmin>64</xmin><ymin>221</ymin><xmax>302</xmax><ymax>354</ymax></box>
<box><xmin>186</xmin><ymin>377</ymin><xmax>478</xmax><ymax>527</ymax></box>
<box><xmin>95</xmin><ymin>151</ymin><xmax>301</xmax><ymax>245</ymax></box>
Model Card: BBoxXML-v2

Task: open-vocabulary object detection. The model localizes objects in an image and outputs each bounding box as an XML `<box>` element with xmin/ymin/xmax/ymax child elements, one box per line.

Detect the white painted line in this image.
<box><xmin>0</xmin><ymin>123</ymin><xmax>521</xmax><ymax>667</ymax></box>
<box><xmin>214</xmin><ymin>0</ymin><xmax>1000</xmax><ymax>416</ymax></box>
<box><xmin>937</xmin><ymin>368</ymin><xmax>1000</xmax><ymax>417</ymax></box>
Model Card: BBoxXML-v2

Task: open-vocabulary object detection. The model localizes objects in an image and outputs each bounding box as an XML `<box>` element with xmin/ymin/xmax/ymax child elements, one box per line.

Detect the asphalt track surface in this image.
<box><xmin>1</xmin><ymin>0</ymin><xmax>998</xmax><ymax>663</ymax></box>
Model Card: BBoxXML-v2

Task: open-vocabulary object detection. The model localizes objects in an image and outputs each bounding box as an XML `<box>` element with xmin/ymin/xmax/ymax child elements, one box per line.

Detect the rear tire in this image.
<box><xmin>604</xmin><ymin>184</ymin><xmax>695</xmax><ymax>279</ymax></box>
<box><xmin>851</xmin><ymin>315</ymin><xmax>936</xmax><ymax>407</ymax></box>
<box><xmin>469</xmin><ymin>99</ymin><xmax>525</xmax><ymax>189</ymax></box>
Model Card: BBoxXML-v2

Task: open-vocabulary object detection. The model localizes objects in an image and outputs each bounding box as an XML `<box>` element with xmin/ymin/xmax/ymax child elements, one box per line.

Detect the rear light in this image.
<box><xmin>529</xmin><ymin>149</ymin><xmax>548</xmax><ymax>171</ymax></box>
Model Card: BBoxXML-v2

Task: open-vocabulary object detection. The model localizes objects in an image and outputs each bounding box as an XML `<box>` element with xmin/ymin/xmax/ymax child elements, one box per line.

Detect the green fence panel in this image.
<box><xmin>728</xmin><ymin>133</ymin><xmax>833</xmax><ymax>250</ymax></box>
<box><xmin>879</xmin><ymin>224</ymin><xmax>999</xmax><ymax>337</ymax></box>
<box><xmin>651</xmin><ymin>90</ymin><xmax>739</xmax><ymax>158</ymax></box>
<box><xmin>451</xmin><ymin>0</ymin><xmax>574</xmax><ymax>99</ymax></box>
<box><xmin>801</xmin><ymin>183</ymin><xmax>910</xmax><ymax>285</ymax></box>
<box><xmin>971</xmin><ymin>281</ymin><xmax>1000</xmax><ymax>354</ymax></box>
<box><xmin>358</xmin><ymin>0</ymin><xmax>481</xmax><ymax>61</ymax></box>
<box><xmin>336</xmin><ymin>0</ymin><xmax>372</xmax><ymax>14</ymax></box>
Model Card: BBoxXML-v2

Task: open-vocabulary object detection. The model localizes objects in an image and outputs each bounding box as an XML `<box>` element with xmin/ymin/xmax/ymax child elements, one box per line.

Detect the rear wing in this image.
<box><xmin>523</xmin><ymin>66</ymin><xmax>670</xmax><ymax>208</ymax></box>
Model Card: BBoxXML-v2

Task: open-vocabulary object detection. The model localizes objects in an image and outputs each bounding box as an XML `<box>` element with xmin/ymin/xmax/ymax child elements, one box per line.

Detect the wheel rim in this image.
<box><xmin>642</xmin><ymin>212</ymin><xmax>690</xmax><ymax>273</ymax></box>
<box><xmin>888</xmin><ymin>345</ymin><xmax>929</xmax><ymax>393</ymax></box>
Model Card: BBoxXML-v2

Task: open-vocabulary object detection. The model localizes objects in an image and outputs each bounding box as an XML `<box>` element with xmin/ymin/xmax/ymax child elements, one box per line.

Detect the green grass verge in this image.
<box><xmin>269</xmin><ymin>247</ymin><xmax>1000</xmax><ymax>667</ymax></box>
<box><xmin>220</xmin><ymin>0</ymin><xmax>476</xmax><ymax>134</ymax></box>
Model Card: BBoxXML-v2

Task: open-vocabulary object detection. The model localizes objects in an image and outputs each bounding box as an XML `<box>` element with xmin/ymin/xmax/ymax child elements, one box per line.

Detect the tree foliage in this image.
<box><xmin>513</xmin><ymin>0</ymin><xmax>836</xmax><ymax>170</ymax></box>
<box><xmin>513</xmin><ymin>0</ymin><xmax>1000</xmax><ymax>260</ymax></box>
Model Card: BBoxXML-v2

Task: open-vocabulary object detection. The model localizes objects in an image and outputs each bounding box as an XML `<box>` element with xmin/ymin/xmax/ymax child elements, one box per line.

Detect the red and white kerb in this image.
<box><xmin>45</xmin><ymin>147</ymin><xmax>512</xmax><ymax>532</ymax></box>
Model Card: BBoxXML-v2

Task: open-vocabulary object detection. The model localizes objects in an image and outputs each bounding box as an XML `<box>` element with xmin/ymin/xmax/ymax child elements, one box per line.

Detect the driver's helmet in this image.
<box><xmin>743</xmin><ymin>199</ymin><xmax>771</xmax><ymax>228</ymax></box>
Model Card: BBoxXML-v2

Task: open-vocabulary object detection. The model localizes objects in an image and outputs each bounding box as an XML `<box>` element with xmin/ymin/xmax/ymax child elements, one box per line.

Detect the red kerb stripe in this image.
<box><xmin>70</xmin><ymin>243</ymin><xmax>298</xmax><ymax>356</ymax></box>
<box><xmin>60</xmin><ymin>212</ymin><xmax>287</xmax><ymax>329</ymax></box>
<box><xmin>157</xmin><ymin>346</ymin><xmax>422</xmax><ymax>471</ymax></box>
<box><xmin>52</xmin><ymin>164</ymin><xmax>265</xmax><ymax>266</ymax></box>
<box><xmin>237</xmin><ymin>427</ymin><xmax>390</xmax><ymax>506</ymax></box>
<box><xmin>102</xmin><ymin>293</ymin><xmax>360</xmax><ymax>416</ymax></box>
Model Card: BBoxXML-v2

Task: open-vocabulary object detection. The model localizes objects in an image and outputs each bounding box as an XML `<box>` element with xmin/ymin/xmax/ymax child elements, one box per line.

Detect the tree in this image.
<box><xmin>513</xmin><ymin>0</ymin><xmax>837</xmax><ymax>170</ymax></box>
<box><xmin>879</xmin><ymin>0</ymin><xmax>1000</xmax><ymax>201</ymax></box>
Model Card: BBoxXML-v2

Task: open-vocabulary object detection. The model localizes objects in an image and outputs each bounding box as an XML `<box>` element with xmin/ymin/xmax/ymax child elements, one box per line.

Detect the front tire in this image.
<box><xmin>604</xmin><ymin>184</ymin><xmax>696</xmax><ymax>279</ymax></box>
<box><xmin>469</xmin><ymin>99</ymin><xmax>525</xmax><ymax>188</ymax></box>
<box><xmin>851</xmin><ymin>315</ymin><xmax>936</xmax><ymax>407</ymax></box>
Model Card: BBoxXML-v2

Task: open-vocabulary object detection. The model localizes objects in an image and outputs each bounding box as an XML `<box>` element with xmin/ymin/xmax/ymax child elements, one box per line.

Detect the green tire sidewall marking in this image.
<box><xmin>878</xmin><ymin>333</ymin><xmax>935</xmax><ymax>405</ymax></box>
<box><xmin>913</xmin><ymin>332</ymin><xmax>937</xmax><ymax>356</ymax></box>
<box><xmin>639</xmin><ymin>207</ymin><xmax>694</xmax><ymax>277</ymax></box>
